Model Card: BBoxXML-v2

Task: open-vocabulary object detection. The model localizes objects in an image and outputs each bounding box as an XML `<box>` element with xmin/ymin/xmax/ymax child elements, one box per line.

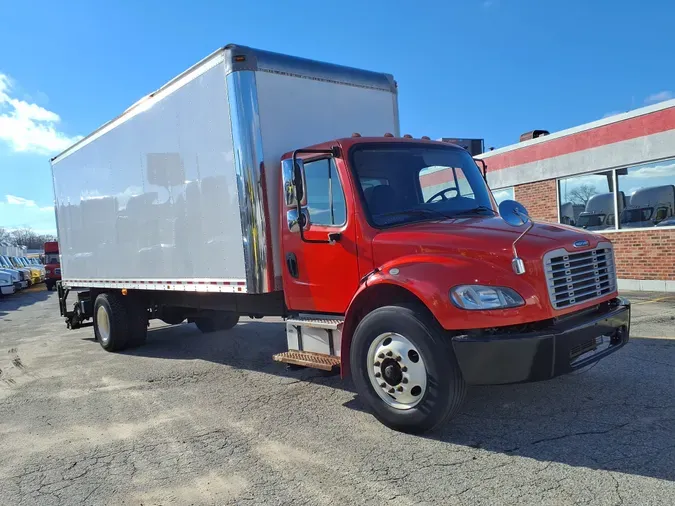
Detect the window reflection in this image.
<box><xmin>558</xmin><ymin>171</ymin><xmax>613</xmax><ymax>229</ymax></box>
<box><xmin>618</xmin><ymin>160</ymin><xmax>675</xmax><ymax>229</ymax></box>
<box><xmin>492</xmin><ymin>187</ymin><xmax>514</xmax><ymax>205</ymax></box>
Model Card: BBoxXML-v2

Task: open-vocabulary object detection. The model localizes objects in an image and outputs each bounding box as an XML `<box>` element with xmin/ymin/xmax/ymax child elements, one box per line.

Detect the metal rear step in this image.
<box><xmin>285</xmin><ymin>317</ymin><xmax>343</xmax><ymax>330</ymax></box>
<box><xmin>273</xmin><ymin>351</ymin><xmax>341</xmax><ymax>371</ymax></box>
<box><xmin>276</xmin><ymin>316</ymin><xmax>344</xmax><ymax>371</ymax></box>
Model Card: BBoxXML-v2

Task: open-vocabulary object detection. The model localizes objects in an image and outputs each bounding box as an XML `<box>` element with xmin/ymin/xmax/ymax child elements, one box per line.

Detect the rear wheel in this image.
<box><xmin>194</xmin><ymin>312</ymin><xmax>239</xmax><ymax>333</ymax></box>
<box><xmin>93</xmin><ymin>293</ymin><xmax>147</xmax><ymax>351</ymax></box>
<box><xmin>350</xmin><ymin>303</ymin><xmax>466</xmax><ymax>434</ymax></box>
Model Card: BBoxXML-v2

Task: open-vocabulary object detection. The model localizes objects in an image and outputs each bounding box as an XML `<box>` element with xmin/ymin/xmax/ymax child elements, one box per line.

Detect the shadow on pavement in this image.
<box><xmin>0</xmin><ymin>286</ymin><xmax>51</xmax><ymax>318</ymax></box>
<box><xmin>125</xmin><ymin>320</ymin><xmax>675</xmax><ymax>482</ymax></box>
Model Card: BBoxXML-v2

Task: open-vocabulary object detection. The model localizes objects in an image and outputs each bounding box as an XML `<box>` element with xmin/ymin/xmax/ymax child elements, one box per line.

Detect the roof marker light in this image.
<box><xmin>421</xmin><ymin>136</ymin><xmax>431</xmax><ymax>140</ymax></box>
<box><xmin>384</xmin><ymin>132</ymin><xmax>394</xmax><ymax>137</ymax></box>
<box><xmin>352</xmin><ymin>132</ymin><xmax>361</xmax><ymax>137</ymax></box>
<box><xmin>403</xmin><ymin>134</ymin><xmax>413</xmax><ymax>139</ymax></box>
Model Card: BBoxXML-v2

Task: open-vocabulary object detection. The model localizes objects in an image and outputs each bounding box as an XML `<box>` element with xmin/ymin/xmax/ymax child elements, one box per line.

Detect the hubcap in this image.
<box><xmin>366</xmin><ymin>332</ymin><xmax>427</xmax><ymax>410</ymax></box>
<box><xmin>97</xmin><ymin>305</ymin><xmax>111</xmax><ymax>344</ymax></box>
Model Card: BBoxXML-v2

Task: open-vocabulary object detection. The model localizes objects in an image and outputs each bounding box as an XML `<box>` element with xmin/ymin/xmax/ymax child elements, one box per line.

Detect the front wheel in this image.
<box><xmin>350</xmin><ymin>304</ymin><xmax>466</xmax><ymax>434</ymax></box>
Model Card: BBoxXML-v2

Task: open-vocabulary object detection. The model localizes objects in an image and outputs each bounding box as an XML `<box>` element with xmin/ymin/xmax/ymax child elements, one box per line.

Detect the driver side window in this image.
<box><xmin>304</xmin><ymin>158</ymin><xmax>346</xmax><ymax>226</ymax></box>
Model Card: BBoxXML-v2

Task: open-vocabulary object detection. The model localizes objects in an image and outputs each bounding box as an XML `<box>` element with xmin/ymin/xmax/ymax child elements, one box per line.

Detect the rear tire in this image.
<box><xmin>93</xmin><ymin>293</ymin><xmax>130</xmax><ymax>351</ymax></box>
<box><xmin>350</xmin><ymin>303</ymin><xmax>466</xmax><ymax>434</ymax></box>
<box><xmin>93</xmin><ymin>293</ymin><xmax>147</xmax><ymax>351</ymax></box>
<box><xmin>194</xmin><ymin>312</ymin><xmax>239</xmax><ymax>333</ymax></box>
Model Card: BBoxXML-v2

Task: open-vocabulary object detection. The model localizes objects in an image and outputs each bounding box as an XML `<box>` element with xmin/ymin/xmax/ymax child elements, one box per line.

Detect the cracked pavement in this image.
<box><xmin>0</xmin><ymin>288</ymin><xmax>674</xmax><ymax>505</ymax></box>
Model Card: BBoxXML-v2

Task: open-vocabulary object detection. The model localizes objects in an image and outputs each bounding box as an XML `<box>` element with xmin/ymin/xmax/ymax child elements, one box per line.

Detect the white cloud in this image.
<box><xmin>0</xmin><ymin>73</ymin><xmax>82</xmax><ymax>154</ymax></box>
<box><xmin>482</xmin><ymin>0</ymin><xmax>496</xmax><ymax>7</ymax></box>
<box><xmin>624</xmin><ymin>162</ymin><xmax>675</xmax><ymax>179</ymax></box>
<box><xmin>644</xmin><ymin>91</ymin><xmax>673</xmax><ymax>104</ymax></box>
<box><xmin>0</xmin><ymin>194</ymin><xmax>56</xmax><ymax>234</ymax></box>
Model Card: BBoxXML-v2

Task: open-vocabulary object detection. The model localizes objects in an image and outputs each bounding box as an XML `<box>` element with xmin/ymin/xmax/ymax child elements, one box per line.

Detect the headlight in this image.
<box><xmin>450</xmin><ymin>285</ymin><xmax>524</xmax><ymax>310</ymax></box>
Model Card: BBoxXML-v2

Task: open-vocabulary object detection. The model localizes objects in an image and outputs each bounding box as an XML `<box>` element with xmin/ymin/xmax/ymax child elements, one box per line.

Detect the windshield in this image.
<box><xmin>0</xmin><ymin>257</ymin><xmax>9</xmax><ymax>268</ymax></box>
<box><xmin>577</xmin><ymin>213</ymin><xmax>605</xmax><ymax>228</ymax></box>
<box><xmin>621</xmin><ymin>207</ymin><xmax>653</xmax><ymax>224</ymax></box>
<box><xmin>350</xmin><ymin>144</ymin><xmax>493</xmax><ymax>227</ymax></box>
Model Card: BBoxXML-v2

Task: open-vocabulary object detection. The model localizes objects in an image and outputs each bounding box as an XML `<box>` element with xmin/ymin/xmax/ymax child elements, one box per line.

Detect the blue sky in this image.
<box><xmin>1</xmin><ymin>0</ymin><xmax>673</xmax><ymax>233</ymax></box>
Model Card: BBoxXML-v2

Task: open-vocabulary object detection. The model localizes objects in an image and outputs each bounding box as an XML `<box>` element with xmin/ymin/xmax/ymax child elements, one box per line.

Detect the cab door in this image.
<box><xmin>281</xmin><ymin>156</ymin><xmax>360</xmax><ymax>314</ymax></box>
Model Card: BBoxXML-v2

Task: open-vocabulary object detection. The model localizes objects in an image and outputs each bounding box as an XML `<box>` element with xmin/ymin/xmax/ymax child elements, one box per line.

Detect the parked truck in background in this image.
<box><xmin>44</xmin><ymin>241</ymin><xmax>61</xmax><ymax>291</ymax></box>
<box><xmin>621</xmin><ymin>185</ymin><xmax>675</xmax><ymax>228</ymax></box>
<box><xmin>51</xmin><ymin>44</ymin><xmax>631</xmax><ymax>433</ymax></box>
<box><xmin>576</xmin><ymin>192</ymin><xmax>625</xmax><ymax>230</ymax></box>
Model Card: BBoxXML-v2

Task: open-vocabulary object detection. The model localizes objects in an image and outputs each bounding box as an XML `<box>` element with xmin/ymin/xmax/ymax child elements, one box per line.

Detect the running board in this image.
<box><xmin>285</xmin><ymin>317</ymin><xmax>344</xmax><ymax>330</ymax></box>
<box><xmin>273</xmin><ymin>351</ymin><xmax>341</xmax><ymax>371</ymax></box>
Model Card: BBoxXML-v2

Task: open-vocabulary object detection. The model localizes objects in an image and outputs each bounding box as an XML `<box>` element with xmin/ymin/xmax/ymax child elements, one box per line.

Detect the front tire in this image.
<box><xmin>350</xmin><ymin>303</ymin><xmax>466</xmax><ymax>434</ymax></box>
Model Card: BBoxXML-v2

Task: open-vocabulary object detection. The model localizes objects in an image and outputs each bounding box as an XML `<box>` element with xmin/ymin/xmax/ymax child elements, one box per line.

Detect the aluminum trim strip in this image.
<box><xmin>62</xmin><ymin>278</ymin><xmax>247</xmax><ymax>293</ymax></box>
<box><xmin>226</xmin><ymin>70</ymin><xmax>272</xmax><ymax>293</ymax></box>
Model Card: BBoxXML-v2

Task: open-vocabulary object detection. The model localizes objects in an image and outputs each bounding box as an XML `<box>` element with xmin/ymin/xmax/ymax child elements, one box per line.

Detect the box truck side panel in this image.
<box><xmin>254</xmin><ymin>70</ymin><xmax>399</xmax><ymax>282</ymax></box>
<box><xmin>53</xmin><ymin>61</ymin><xmax>247</xmax><ymax>287</ymax></box>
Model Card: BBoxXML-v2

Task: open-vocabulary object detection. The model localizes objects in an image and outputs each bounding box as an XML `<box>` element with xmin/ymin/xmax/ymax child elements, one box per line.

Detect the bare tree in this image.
<box><xmin>567</xmin><ymin>184</ymin><xmax>598</xmax><ymax>207</ymax></box>
<box><xmin>0</xmin><ymin>227</ymin><xmax>11</xmax><ymax>244</ymax></box>
<box><xmin>7</xmin><ymin>228</ymin><xmax>57</xmax><ymax>250</ymax></box>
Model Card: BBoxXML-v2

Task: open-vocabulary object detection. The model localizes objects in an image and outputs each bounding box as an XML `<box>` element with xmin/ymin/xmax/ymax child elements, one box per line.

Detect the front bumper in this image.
<box><xmin>1</xmin><ymin>284</ymin><xmax>16</xmax><ymax>295</ymax></box>
<box><xmin>452</xmin><ymin>297</ymin><xmax>630</xmax><ymax>385</ymax></box>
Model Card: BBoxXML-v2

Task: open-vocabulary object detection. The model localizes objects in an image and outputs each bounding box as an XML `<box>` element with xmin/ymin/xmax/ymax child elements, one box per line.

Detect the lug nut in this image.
<box><xmin>402</xmin><ymin>378</ymin><xmax>408</xmax><ymax>384</ymax></box>
<box><xmin>378</xmin><ymin>353</ymin><xmax>385</xmax><ymax>359</ymax></box>
<box><xmin>388</xmin><ymin>388</ymin><xmax>395</xmax><ymax>394</ymax></box>
<box><xmin>386</xmin><ymin>351</ymin><xmax>393</xmax><ymax>357</ymax></box>
<box><xmin>401</xmin><ymin>366</ymin><xmax>408</xmax><ymax>372</ymax></box>
<box><xmin>395</xmin><ymin>356</ymin><xmax>402</xmax><ymax>361</ymax></box>
<box><xmin>375</xmin><ymin>372</ymin><xmax>381</xmax><ymax>378</ymax></box>
<box><xmin>397</xmin><ymin>386</ymin><xmax>403</xmax><ymax>392</ymax></box>
<box><xmin>380</xmin><ymin>382</ymin><xmax>386</xmax><ymax>388</ymax></box>
<box><xmin>374</xmin><ymin>361</ymin><xmax>381</xmax><ymax>367</ymax></box>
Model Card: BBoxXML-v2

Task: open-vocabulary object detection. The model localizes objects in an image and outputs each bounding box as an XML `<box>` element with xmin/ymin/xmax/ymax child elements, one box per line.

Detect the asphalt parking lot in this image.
<box><xmin>0</xmin><ymin>288</ymin><xmax>674</xmax><ymax>505</ymax></box>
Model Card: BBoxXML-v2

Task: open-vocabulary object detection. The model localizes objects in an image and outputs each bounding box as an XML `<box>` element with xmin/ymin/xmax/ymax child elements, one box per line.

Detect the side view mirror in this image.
<box><xmin>287</xmin><ymin>208</ymin><xmax>311</xmax><ymax>233</ymax></box>
<box><xmin>499</xmin><ymin>200</ymin><xmax>531</xmax><ymax>227</ymax></box>
<box><xmin>282</xmin><ymin>158</ymin><xmax>307</xmax><ymax>207</ymax></box>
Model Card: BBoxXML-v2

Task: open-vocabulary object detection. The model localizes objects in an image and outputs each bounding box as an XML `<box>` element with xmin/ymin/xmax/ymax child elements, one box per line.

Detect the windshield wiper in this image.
<box><xmin>447</xmin><ymin>205</ymin><xmax>497</xmax><ymax>217</ymax></box>
<box><xmin>375</xmin><ymin>208</ymin><xmax>453</xmax><ymax>220</ymax></box>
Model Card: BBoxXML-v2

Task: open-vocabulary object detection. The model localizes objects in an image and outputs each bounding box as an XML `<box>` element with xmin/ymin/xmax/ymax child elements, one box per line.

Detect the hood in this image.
<box><xmin>371</xmin><ymin>216</ymin><xmax>604</xmax><ymax>272</ymax></box>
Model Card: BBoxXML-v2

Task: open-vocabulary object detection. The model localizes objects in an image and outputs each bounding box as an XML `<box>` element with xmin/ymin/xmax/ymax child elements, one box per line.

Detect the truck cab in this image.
<box><xmin>276</xmin><ymin>135</ymin><xmax>629</xmax><ymax>432</ymax></box>
<box><xmin>576</xmin><ymin>192</ymin><xmax>625</xmax><ymax>230</ymax></box>
<box><xmin>44</xmin><ymin>241</ymin><xmax>61</xmax><ymax>291</ymax></box>
<box><xmin>621</xmin><ymin>185</ymin><xmax>675</xmax><ymax>228</ymax></box>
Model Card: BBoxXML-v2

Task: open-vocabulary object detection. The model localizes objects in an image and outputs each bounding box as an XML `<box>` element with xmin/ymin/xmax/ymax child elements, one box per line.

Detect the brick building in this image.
<box><xmin>477</xmin><ymin>99</ymin><xmax>675</xmax><ymax>292</ymax></box>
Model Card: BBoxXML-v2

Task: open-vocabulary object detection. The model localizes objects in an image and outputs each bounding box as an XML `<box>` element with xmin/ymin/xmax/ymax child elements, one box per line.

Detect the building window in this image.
<box><xmin>617</xmin><ymin>160</ymin><xmax>675</xmax><ymax>229</ymax></box>
<box><xmin>304</xmin><ymin>158</ymin><xmax>347</xmax><ymax>226</ymax></box>
<box><xmin>558</xmin><ymin>171</ymin><xmax>613</xmax><ymax>229</ymax></box>
<box><xmin>492</xmin><ymin>187</ymin><xmax>514</xmax><ymax>205</ymax></box>
<box><xmin>556</xmin><ymin>158</ymin><xmax>675</xmax><ymax>231</ymax></box>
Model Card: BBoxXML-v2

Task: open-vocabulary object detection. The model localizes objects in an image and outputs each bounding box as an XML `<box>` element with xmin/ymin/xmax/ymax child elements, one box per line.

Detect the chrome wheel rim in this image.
<box><xmin>366</xmin><ymin>332</ymin><xmax>427</xmax><ymax>410</ymax></box>
<box><xmin>97</xmin><ymin>305</ymin><xmax>111</xmax><ymax>344</ymax></box>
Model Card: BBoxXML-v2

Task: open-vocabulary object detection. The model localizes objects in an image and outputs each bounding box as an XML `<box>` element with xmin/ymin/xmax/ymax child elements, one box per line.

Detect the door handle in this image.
<box><xmin>286</xmin><ymin>253</ymin><xmax>299</xmax><ymax>278</ymax></box>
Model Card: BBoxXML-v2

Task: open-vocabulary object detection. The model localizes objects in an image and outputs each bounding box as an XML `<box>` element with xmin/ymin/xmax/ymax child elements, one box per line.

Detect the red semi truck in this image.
<box><xmin>43</xmin><ymin>241</ymin><xmax>61</xmax><ymax>291</ymax></box>
<box><xmin>51</xmin><ymin>45</ymin><xmax>630</xmax><ymax>433</ymax></box>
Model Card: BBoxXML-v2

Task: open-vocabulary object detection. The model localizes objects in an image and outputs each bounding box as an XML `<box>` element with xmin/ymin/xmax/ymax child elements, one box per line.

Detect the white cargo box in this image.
<box><xmin>51</xmin><ymin>44</ymin><xmax>399</xmax><ymax>294</ymax></box>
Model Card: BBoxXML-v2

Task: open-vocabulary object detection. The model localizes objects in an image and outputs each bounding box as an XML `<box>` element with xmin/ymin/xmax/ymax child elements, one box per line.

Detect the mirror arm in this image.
<box><xmin>291</xmin><ymin>147</ymin><xmax>340</xmax><ymax>245</ymax></box>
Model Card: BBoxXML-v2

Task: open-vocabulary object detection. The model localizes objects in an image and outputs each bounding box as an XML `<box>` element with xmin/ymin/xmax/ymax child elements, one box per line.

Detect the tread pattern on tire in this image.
<box><xmin>95</xmin><ymin>293</ymin><xmax>130</xmax><ymax>352</ymax></box>
<box><xmin>351</xmin><ymin>302</ymin><xmax>467</xmax><ymax>434</ymax></box>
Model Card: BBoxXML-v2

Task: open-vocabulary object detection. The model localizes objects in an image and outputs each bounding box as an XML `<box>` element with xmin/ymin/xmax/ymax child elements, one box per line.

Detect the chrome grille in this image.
<box><xmin>544</xmin><ymin>242</ymin><xmax>616</xmax><ymax>310</ymax></box>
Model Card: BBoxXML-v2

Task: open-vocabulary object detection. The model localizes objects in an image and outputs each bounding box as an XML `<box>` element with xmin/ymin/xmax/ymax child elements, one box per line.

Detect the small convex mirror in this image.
<box><xmin>499</xmin><ymin>200</ymin><xmax>531</xmax><ymax>227</ymax></box>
